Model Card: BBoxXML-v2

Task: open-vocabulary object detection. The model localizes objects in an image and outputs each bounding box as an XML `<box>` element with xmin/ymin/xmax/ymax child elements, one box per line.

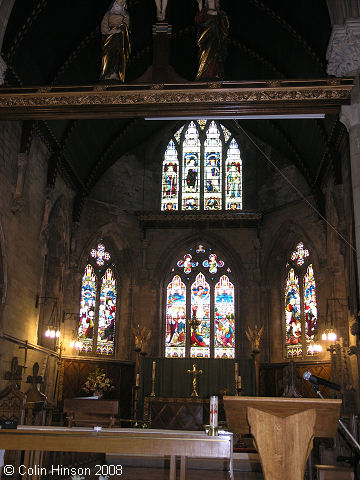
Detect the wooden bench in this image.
<box><xmin>63</xmin><ymin>398</ymin><xmax>118</xmax><ymax>428</ymax></box>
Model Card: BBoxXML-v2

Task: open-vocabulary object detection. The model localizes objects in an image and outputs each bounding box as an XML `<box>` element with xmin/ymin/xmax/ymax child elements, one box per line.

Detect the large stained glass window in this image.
<box><xmin>165</xmin><ymin>245</ymin><xmax>235</xmax><ymax>358</ymax></box>
<box><xmin>284</xmin><ymin>243</ymin><xmax>319</xmax><ymax>359</ymax></box>
<box><xmin>78</xmin><ymin>241</ymin><xmax>118</xmax><ymax>356</ymax></box>
<box><xmin>161</xmin><ymin>120</ymin><xmax>242</xmax><ymax>211</ymax></box>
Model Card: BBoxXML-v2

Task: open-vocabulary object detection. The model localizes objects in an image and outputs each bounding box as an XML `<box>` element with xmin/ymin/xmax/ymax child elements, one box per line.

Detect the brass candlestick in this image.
<box><xmin>187</xmin><ymin>363</ymin><xmax>203</xmax><ymax>397</ymax></box>
<box><xmin>150</xmin><ymin>377</ymin><xmax>155</xmax><ymax>397</ymax></box>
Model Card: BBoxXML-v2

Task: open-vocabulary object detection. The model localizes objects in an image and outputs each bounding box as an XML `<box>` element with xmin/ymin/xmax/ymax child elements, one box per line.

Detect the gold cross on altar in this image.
<box><xmin>187</xmin><ymin>364</ymin><xmax>203</xmax><ymax>397</ymax></box>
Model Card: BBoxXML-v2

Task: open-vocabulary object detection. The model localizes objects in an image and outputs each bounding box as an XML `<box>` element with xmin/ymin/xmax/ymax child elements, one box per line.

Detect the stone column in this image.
<box><xmin>340</xmin><ymin>84</ymin><xmax>360</xmax><ymax>297</ymax></box>
<box><xmin>0</xmin><ymin>0</ymin><xmax>16</xmax><ymax>84</ymax></box>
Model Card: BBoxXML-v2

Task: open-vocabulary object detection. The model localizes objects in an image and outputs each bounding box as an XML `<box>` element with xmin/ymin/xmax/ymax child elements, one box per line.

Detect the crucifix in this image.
<box><xmin>187</xmin><ymin>363</ymin><xmax>203</xmax><ymax>397</ymax></box>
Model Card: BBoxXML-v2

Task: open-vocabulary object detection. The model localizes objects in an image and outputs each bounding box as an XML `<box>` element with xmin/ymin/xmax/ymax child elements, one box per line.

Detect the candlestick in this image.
<box><xmin>210</xmin><ymin>395</ymin><xmax>218</xmax><ymax>428</ymax></box>
<box><xmin>136</xmin><ymin>373</ymin><xmax>139</xmax><ymax>387</ymax></box>
<box><xmin>238</xmin><ymin>375</ymin><xmax>242</xmax><ymax>389</ymax></box>
<box><xmin>150</xmin><ymin>361</ymin><xmax>156</xmax><ymax>396</ymax></box>
<box><xmin>235</xmin><ymin>362</ymin><xmax>238</xmax><ymax>388</ymax></box>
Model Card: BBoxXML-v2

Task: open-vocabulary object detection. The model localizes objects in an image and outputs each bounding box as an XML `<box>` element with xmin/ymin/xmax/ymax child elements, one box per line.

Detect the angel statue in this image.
<box><xmin>131</xmin><ymin>324</ymin><xmax>151</xmax><ymax>351</ymax></box>
<box><xmin>100</xmin><ymin>0</ymin><xmax>131</xmax><ymax>82</ymax></box>
<box><xmin>245</xmin><ymin>324</ymin><xmax>264</xmax><ymax>353</ymax></box>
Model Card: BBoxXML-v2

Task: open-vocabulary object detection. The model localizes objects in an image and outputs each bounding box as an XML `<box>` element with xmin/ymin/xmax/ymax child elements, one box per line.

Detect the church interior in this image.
<box><xmin>0</xmin><ymin>0</ymin><xmax>360</xmax><ymax>479</ymax></box>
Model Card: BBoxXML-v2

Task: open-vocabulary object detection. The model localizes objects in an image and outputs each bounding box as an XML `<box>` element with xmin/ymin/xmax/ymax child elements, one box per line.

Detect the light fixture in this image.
<box><xmin>44</xmin><ymin>327</ymin><xmax>60</xmax><ymax>339</ymax></box>
<box><xmin>69</xmin><ymin>340</ymin><xmax>83</xmax><ymax>350</ymax></box>
<box><xmin>321</xmin><ymin>329</ymin><xmax>337</xmax><ymax>342</ymax></box>
<box><xmin>308</xmin><ymin>340</ymin><xmax>323</xmax><ymax>355</ymax></box>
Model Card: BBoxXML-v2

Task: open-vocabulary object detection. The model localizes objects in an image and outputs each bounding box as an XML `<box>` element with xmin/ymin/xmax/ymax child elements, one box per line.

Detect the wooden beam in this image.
<box><xmin>0</xmin><ymin>78</ymin><xmax>353</xmax><ymax>120</ymax></box>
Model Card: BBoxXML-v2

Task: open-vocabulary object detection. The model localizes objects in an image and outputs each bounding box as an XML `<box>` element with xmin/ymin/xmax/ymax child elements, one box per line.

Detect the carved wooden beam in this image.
<box><xmin>0</xmin><ymin>78</ymin><xmax>354</xmax><ymax>120</ymax></box>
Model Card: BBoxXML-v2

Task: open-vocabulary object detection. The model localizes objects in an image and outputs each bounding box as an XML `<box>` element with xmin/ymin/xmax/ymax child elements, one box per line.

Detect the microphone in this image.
<box><xmin>303</xmin><ymin>371</ymin><xmax>341</xmax><ymax>391</ymax></box>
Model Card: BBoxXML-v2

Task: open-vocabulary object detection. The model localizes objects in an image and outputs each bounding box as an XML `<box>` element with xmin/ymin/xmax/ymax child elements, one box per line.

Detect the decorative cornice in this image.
<box><xmin>0</xmin><ymin>78</ymin><xmax>353</xmax><ymax>120</ymax></box>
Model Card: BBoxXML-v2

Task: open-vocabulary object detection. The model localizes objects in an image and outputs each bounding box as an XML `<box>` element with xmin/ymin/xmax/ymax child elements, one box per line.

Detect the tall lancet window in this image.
<box><xmin>160</xmin><ymin>120</ymin><xmax>242</xmax><ymax>211</ymax></box>
<box><xmin>78</xmin><ymin>241</ymin><xmax>117</xmax><ymax>355</ymax></box>
<box><xmin>284</xmin><ymin>242</ymin><xmax>318</xmax><ymax>358</ymax></box>
<box><xmin>165</xmin><ymin>244</ymin><xmax>235</xmax><ymax>358</ymax></box>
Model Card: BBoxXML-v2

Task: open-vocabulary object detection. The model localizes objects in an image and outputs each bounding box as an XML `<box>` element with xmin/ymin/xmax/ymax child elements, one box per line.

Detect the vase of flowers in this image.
<box><xmin>81</xmin><ymin>368</ymin><xmax>115</xmax><ymax>398</ymax></box>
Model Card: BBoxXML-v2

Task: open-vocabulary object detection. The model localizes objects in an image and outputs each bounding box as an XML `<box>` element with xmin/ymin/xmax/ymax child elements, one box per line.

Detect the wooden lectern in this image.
<box><xmin>223</xmin><ymin>396</ymin><xmax>341</xmax><ymax>480</ymax></box>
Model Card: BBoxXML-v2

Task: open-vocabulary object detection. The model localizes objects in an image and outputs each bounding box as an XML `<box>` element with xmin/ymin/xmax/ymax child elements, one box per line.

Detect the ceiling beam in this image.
<box><xmin>0</xmin><ymin>78</ymin><xmax>353</xmax><ymax>120</ymax></box>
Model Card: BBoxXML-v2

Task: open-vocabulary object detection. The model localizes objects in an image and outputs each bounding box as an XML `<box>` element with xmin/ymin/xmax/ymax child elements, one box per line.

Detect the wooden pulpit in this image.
<box><xmin>223</xmin><ymin>396</ymin><xmax>342</xmax><ymax>480</ymax></box>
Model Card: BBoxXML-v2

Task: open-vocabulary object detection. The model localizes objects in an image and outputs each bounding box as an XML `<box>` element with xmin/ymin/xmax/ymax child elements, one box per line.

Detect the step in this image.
<box><xmin>315</xmin><ymin>464</ymin><xmax>354</xmax><ymax>480</ymax></box>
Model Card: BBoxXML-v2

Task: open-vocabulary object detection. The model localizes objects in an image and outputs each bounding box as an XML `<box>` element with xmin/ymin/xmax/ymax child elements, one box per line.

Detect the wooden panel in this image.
<box><xmin>259</xmin><ymin>362</ymin><xmax>332</xmax><ymax>398</ymax></box>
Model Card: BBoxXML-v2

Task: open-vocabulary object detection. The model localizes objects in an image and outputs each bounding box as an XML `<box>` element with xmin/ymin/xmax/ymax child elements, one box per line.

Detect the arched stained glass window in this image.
<box><xmin>78</xmin><ymin>241</ymin><xmax>118</xmax><ymax>356</ymax></box>
<box><xmin>191</xmin><ymin>273</ymin><xmax>211</xmax><ymax>358</ymax></box>
<box><xmin>204</xmin><ymin>122</ymin><xmax>222</xmax><ymax>210</ymax></box>
<box><xmin>165</xmin><ymin>275</ymin><xmax>186</xmax><ymax>358</ymax></box>
<box><xmin>285</xmin><ymin>269</ymin><xmax>302</xmax><ymax>358</ymax></box>
<box><xmin>97</xmin><ymin>268</ymin><xmax>117</xmax><ymax>355</ymax></box>
<box><xmin>226</xmin><ymin>139</ymin><xmax>242</xmax><ymax>210</ymax></box>
<box><xmin>183</xmin><ymin>122</ymin><xmax>201</xmax><ymax>210</ymax></box>
<box><xmin>215</xmin><ymin>275</ymin><xmax>235</xmax><ymax>358</ymax></box>
<box><xmin>165</xmin><ymin>245</ymin><xmax>235</xmax><ymax>358</ymax></box>
<box><xmin>303</xmin><ymin>264</ymin><xmax>318</xmax><ymax>354</ymax></box>
<box><xmin>161</xmin><ymin>140</ymin><xmax>179</xmax><ymax>211</ymax></box>
<box><xmin>284</xmin><ymin>243</ymin><xmax>319</xmax><ymax>359</ymax></box>
<box><xmin>161</xmin><ymin>120</ymin><xmax>242</xmax><ymax>211</ymax></box>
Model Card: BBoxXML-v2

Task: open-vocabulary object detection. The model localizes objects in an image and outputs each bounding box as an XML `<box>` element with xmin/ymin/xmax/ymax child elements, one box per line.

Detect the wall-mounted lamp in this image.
<box><xmin>321</xmin><ymin>329</ymin><xmax>337</xmax><ymax>342</ymax></box>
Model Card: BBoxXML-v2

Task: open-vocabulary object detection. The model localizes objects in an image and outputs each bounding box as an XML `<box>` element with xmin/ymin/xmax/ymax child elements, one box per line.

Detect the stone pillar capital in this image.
<box><xmin>340</xmin><ymin>101</ymin><xmax>360</xmax><ymax>131</ymax></box>
<box><xmin>327</xmin><ymin>18</ymin><xmax>360</xmax><ymax>77</ymax></box>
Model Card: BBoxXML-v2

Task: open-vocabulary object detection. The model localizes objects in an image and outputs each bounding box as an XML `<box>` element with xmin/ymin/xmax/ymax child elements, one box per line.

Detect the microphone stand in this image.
<box><xmin>311</xmin><ymin>383</ymin><xmax>360</xmax><ymax>456</ymax></box>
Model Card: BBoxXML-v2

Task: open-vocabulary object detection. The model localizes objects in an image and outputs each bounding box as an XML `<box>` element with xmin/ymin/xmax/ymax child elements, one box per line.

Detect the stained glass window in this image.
<box><xmin>183</xmin><ymin>122</ymin><xmax>201</xmax><ymax>210</ymax></box>
<box><xmin>285</xmin><ymin>269</ymin><xmax>302</xmax><ymax>358</ymax></box>
<box><xmin>190</xmin><ymin>273</ymin><xmax>211</xmax><ymax>358</ymax></box>
<box><xmin>214</xmin><ymin>275</ymin><xmax>235</xmax><ymax>358</ymax></box>
<box><xmin>161</xmin><ymin>140</ymin><xmax>179</xmax><ymax>211</ymax></box>
<box><xmin>285</xmin><ymin>244</ymin><xmax>319</xmax><ymax>359</ymax></box>
<box><xmin>78</xmin><ymin>241</ymin><xmax>118</xmax><ymax>356</ymax></box>
<box><xmin>97</xmin><ymin>269</ymin><xmax>117</xmax><ymax>355</ymax></box>
<box><xmin>160</xmin><ymin>121</ymin><xmax>243</xmax><ymax>212</ymax></box>
<box><xmin>165</xmin><ymin>275</ymin><xmax>186</xmax><ymax>358</ymax></box>
<box><xmin>78</xmin><ymin>264</ymin><xmax>97</xmax><ymax>353</ymax></box>
<box><xmin>303</xmin><ymin>264</ymin><xmax>318</xmax><ymax>354</ymax></box>
<box><xmin>204</xmin><ymin>122</ymin><xmax>222</xmax><ymax>210</ymax></box>
<box><xmin>226</xmin><ymin>139</ymin><xmax>242</xmax><ymax>210</ymax></box>
<box><xmin>165</xmin><ymin>245</ymin><xmax>235</xmax><ymax>358</ymax></box>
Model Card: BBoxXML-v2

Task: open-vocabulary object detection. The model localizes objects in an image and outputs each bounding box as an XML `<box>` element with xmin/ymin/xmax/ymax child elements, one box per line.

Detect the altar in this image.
<box><xmin>139</xmin><ymin>358</ymin><xmax>254</xmax><ymax>427</ymax></box>
<box><xmin>144</xmin><ymin>396</ymin><xmax>226</xmax><ymax>430</ymax></box>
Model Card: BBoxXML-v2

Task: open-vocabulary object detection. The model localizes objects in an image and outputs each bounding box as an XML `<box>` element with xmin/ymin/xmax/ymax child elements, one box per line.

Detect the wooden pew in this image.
<box><xmin>63</xmin><ymin>398</ymin><xmax>118</xmax><ymax>428</ymax></box>
<box><xmin>0</xmin><ymin>425</ymin><xmax>233</xmax><ymax>480</ymax></box>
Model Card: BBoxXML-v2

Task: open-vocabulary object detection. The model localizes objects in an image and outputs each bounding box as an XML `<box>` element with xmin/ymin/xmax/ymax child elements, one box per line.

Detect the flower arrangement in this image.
<box><xmin>81</xmin><ymin>368</ymin><xmax>115</xmax><ymax>397</ymax></box>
